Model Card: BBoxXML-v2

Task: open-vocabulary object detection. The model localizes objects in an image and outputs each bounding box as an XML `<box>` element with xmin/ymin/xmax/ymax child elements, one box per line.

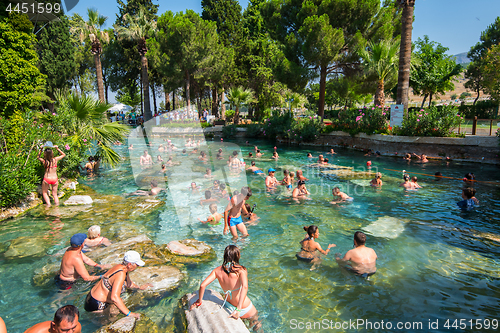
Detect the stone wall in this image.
<box><xmin>311</xmin><ymin>132</ymin><xmax>500</xmax><ymax>163</ymax></box>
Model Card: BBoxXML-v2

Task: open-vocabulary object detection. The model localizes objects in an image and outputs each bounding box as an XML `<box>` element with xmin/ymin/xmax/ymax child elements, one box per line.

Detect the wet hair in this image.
<box><xmin>87</xmin><ymin>225</ymin><xmax>101</xmax><ymax>239</ymax></box>
<box><xmin>244</xmin><ymin>203</ymin><xmax>251</xmax><ymax>212</ymax></box>
<box><xmin>88</xmin><ymin>156</ymin><xmax>94</xmax><ymax>162</ymax></box>
<box><xmin>273</xmin><ymin>152</ymin><xmax>277</xmax><ymax>156</ymax></box>
<box><xmin>219</xmin><ymin>148</ymin><xmax>222</xmax><ymax>153</ymax></box>
<box><xmin>354</xmin><ymin>231</ymin><xmax>366</xmax><ymax>245</ymax></box>
<box><xmin>298</xmin><ymin>180</ymin><xmax>306</xmax><ymax>186</ymax></box>
<box><xmin>151</xmin><ymin>180</ymin><xmax>158</xmax><ymax>187</ymax></box>
<box><xmin>53</xmin><ymin>305</ymin><xmax>79</xmax><ymax>326</ymax></box>
<box><xmin>182</xmin><ymin>149</ymin><xmax>187</xmax><ymax>153</ymax></box>
<box><xmin>303</xmin><ymin>225</ymin><xmax>318</xmax><ymax>238</ymax></box>
<box><xmin>220</xmin><ymin>183</ymin><xmax>226</xmax><ymax>191</ymax></box>
<box><xmin>209</xmin><ymin>203</ymin><xmax>217</xmax><ymax>214</ymax></box>
<box><xmin>168</xmin><ymin>157</ymin><xmax>172</xmax><ymax>161</ymax></box>
<box><xmin>257</xmin><ymin>149</ymin><xmax>260</xmax><ymax>153</ymax></box>
<box><xmin>93</xmin><ymin>155</ymin><xmax>100</xmax><ymax>162</ymax></box>
<box><xmin>324</xmin><ymin>158</ymin><xmax>329</xmax><ymax>163</ymax></box>
<box><xmin>222</xmin><ymin>245</ymin><xmax>245</xmax><ymax>275</ymax></box>
<box><xmin>43</xmin><ymin>148</ymin><xmax>54</xmax><ymax>169</ymax></box>
<box><xmin>307</xmin><ymin>153</ymin><xmax>312</xmax><ymax>157</ymax></box>
<box><xmin>204</xmin><ymin>190</ymin><xmax>211</xmax><ymax>199</ymax></box>
<box><xmin>375</xmin><ymin>172</ymin><xmax>382</xmax><ymax>179</ymax></box>
<box><xmin>161</xmin><ymin>164</ymin><xmax>165</xmax><ymax>169</ymax></box>
<box><xmin>464</xmin><ymin>173</ymin><xmax>475</xmax><ymax>181</ymax></box>
<box><xmin>283</xmin><ymin>169</ymin><xmax>289</xmax><ymax>176</ymax></box>
<box><xmin>213</xmin><ymin>180</ymin><xmax>220</xmax><ymax>185</ymax></box>
<box><xmin>251</xmin><ymin>161</ymin><xmax>256</xmax><ymax>166</ymax></box>
<box><xmin>241</xmin><ymin>186</ymin><xmax>252</xmax><ymax>198</ymax></box>
<box><xmin>289</xmin><ymin>172</ymin><xmax>294</xmax><ymax>178</ymax></box>
<box><xmin>411</xmin><ymin>176</ymin><xmax>418</xmax><ymax>182</ymax></box>
<box><xmin>248</xmin><ymin>152</ymin><xmax>253</xmax><ymax>157</ymax></box>
<box><xmin>233</xmin><ymin>150</ymin><xmax>238</xmax><ymax>156</ymax></box>
<box><xmin>463</xmin><ymin>187</ymin><xmax>476</xmax><ymax>199</ymax></box>
<box><xmin>403</xmin><ymin>174</ymin><xmax>410</xmax><ymax>181</ymax></box>
<box><xmin>332</xmin><ymin>186</ymin><xmax>339</xmax><ymax>193</ymax></box>
<box><xmin>233</xmin><ymin>190</ymin><xmax>239</xmax><ymax>196</ymax></box>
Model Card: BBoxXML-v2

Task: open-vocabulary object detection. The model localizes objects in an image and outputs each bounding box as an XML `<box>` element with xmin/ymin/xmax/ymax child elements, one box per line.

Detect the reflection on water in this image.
<box><xmin>1</xmin><ymin>138</ymin><xmax>500</xmax><ymax>332</ymax></box>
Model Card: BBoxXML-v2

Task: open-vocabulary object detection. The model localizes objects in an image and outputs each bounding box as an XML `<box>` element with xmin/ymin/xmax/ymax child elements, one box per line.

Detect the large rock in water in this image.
<box><xmin>4</xmin><ymin>235</ymin><xmax>47</xmax><ymax>258</ymax></box>
<box><xmin>86</xmin><ymin>235</ymin><xmax>154</xmax><ymax>265</ymax></box>
<box><xmin>182</xmin><ymin>289</ymin><xmax>250</xmax><ymax>333</ymax></box>
<box><xmin>124</xmin><ymin>266</ymin><xmax>185</xmax><ymax>308</ymax></box>
<box><xmin>33</xmin><ymin>262</ymin><xmax>60</xmax><ymax>286</ymax></box>
<box><xmin>64</xmin><ymin>195</ymin><xmax>93</xmax><ymax>205</ymax></box>
<box><xmin>167</xmin><ymin>239</ymin><xmax>211</xmax><ymax>256</ymax></box>
<box><xmin>94</xmin><ymin>315</ymin><xmax>159</xmax><ymax>333</ymax></box>
<box><xmin>321</xmin><ymin>169</ymin><xmax>375</xmax><ymax>180</ymax></box>
<box><xmin>362</xmin><ymin>216</ymin><xmax>407</xmax><ymax>239</ymax></box>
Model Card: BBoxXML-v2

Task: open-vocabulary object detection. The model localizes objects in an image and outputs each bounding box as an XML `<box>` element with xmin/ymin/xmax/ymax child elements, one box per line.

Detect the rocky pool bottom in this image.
<box><xmin>1</xmin><ymin>138</ymin><xmax>500</xmax><ymax>332</ymax></box>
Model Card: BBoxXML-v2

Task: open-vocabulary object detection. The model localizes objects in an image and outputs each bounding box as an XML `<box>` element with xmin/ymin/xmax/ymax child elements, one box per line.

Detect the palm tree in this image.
<box><xmin>226</xmin><ymin>86</ymin><xmax>255</xmax><ymax>125</ymax></box>
<box><xmin>396</xmin><ymin>0</ymin><xmax>415</xmax><ymax>115</ymax></box>
<box><xmin>72</xmin><ymin>8</ymin><xmax>110</xmax><ymax>102</ymax></box>
<box><xmin>359</xmin><ymin>39</ymin><xmax>400</xmax><ymax>107</ymax></box>
<box><xmin>55</xmin><ymin>91</ymin><xmax>130</xmax><ymax>166</ymax></box>
<box><xmin>115</xmin><ymin>9</ymin><xmax>157</xmax><ymax>122</ymax></box>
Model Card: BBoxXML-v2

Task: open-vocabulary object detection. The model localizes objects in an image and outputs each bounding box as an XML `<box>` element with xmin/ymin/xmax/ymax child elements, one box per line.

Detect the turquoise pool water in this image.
<box><xmin>1</xmin><ymin>136</ymin><xmax>500</xmax><ymax>332</ymax></box>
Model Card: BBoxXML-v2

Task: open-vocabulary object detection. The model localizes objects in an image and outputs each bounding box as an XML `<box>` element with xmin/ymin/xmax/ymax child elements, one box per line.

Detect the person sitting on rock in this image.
<box><xmin>55</xmin><ymin>233</ymin><xmax>104</xmax><ymax>290</ymax></box>
<box><xmin>190</xmin><ymin>245</ymin><xmax>260</xmax><ymax>329</ymax></box>
<box><xmin>83</xmin><ymin>225</ymin><xmax>111</xmax><ymax>251</ymax></box>
<box><xmin>128</xmin><ymin>180</ymin><xmax>162</xmax><ymax>196</ymax></box>
<box><xmin>84</xmin><ymin>251</ymin><xmax>151</xmax><ymax>318</ymax></box>
<box><xmin>25</xmin><ymin>305</ymin><xmax>81</xmax><ymax>333</ymax></box>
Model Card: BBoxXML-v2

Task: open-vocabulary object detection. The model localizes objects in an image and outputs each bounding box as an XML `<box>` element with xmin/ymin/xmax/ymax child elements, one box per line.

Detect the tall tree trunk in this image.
<box><xmin>396</xmin><ymin>0</ymin><xmax>415</xmax><ymax>116</ymax></box>
<box><xmin>234</xmin><ymin>105</ymin><xmax>240</xmax><ymax>125</ymax></box>
<box><xmin>428</xmin><ymin>93</ymin><xmax>433</xmax><ymax>107</ymax></box>
<box><xmin>140</xmin><ymin>75</ymin><xmax>143</xmax><ymax>116</ymax></box>
<box><xmin>420</xmin><ymin>94</ymin><xmax>428</xmax><ymax>109</ymax></box>
<box><xmin>164</xmin><ymin>86</ymin><xmax>170</xmax><ymax>111</ymax></box>
<box><xmin>141</xmin><ymin>55</ymin><xmax>151</xmax><ymax>121</ymax></box>
<box><xmin>212</xmin><ymin>87</ymin><xmax>218</xmax><ymax>117</ymax></box>
<box><xmin>103</xmin><ymin>76</ymin><xmax>109</xmax><ymax>104</ymax></box>
<box><xmin>172</xmin><ymin>90</ymin><xmax>176</xmax><ymax>110</ymax></box>
<box><xmin>318</xmin><ymin>65</ymin><xmax>327</xmax><ymax>119</ymax></box>
<box><xmin>221</xmin><ymin>88</ymin><xmax>226</xmax><ymax>120</ymax></box>
<box><xmin>152</xmin><ymin>82</ymin><xmax>157</xmax><ymax>115</ymax></box>
<box><xmin>94</xmin><ymin>53</ymin><xmax>105</xmax><ymax>102</ymax></box>
<box><xmin>473</xmin><ymin>88</ymin><xmax>480</xmax><ymax>105</ymax></box>
<box><xmin>375</xmin><ymin>79</ymin><xmax>385</xmax><ymax>107</ymax></box>
<box><xmin>185</xmin><ymin>70</ymin><xmax>191</xmax><ymax>114</ymax></box>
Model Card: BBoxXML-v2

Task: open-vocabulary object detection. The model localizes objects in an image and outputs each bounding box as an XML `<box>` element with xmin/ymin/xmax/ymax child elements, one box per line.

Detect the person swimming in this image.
<box><xmin>370</xmin><ymin>172</ymin><xmax>383</xmax><ymax>187</ymax></box>
<box><xmin>247</xmin><ymin>161</ymin><xmax>264</xmax><ymax>174</ymax></box>
<box><xmin>336</xmin><ymin>231</ymin><xmax>377</xmax><ymax>277</ymax></box>
<box><xmin>457</xmin><ymin>187</ymin><xmax>479</xmax><ymax>210</ymax></box>
<box><xmin>296</xmin><ymin>225</ymin><xmax>335</xmax><ymax>270</ymax></box>
<box><xmin>198</xmin><ymin>203</ymin><xmax>223</xmax><ymax>226</ymax></box>
<box><xmin>330</xmin><ymin>187</ymin><xmax>352</xmax><ymax>203</ymax></box>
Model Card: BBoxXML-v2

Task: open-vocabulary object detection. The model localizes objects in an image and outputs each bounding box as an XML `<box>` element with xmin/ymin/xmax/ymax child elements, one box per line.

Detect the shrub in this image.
<box><xmin>289</xmin><ymin>116</ymin><xmax>323</xmax><ymax>142</ymax></box>
<box><xmin>334</xmin><ymin>105</ymin><xmax>390</xmax><ymax>136</ymax></box>
<box><xmin>261</xmin><ymin>110</ymin><xmax>293</xmax><ymax>139</ymax></box>
<box><xmin>458</xmin><ymin>100</ymin><xmax>499</xmax><ymax>119</ymax></box>
<box><xmin>222</xmin><ymin>124</ymin><xmax>237</xmax><ymax>138</ymax></box>
<box><xmin>225</xmin><ymin>109</ymin><xmax>235</xmax><ymax>121</ymax></box>
<box><xmin>245</xmin><ymin>123</ymin><xmax>262</xmax><ymax>138</ymax></box>
<box><xmin>200</xmin><ymin>122</ymin><xmax>212</xmax><ymax>128</ymax></box>
<box><xmin>396</xmin><ymin>104</ymin><xmax>463</xmax><ymax>137</ymax></box>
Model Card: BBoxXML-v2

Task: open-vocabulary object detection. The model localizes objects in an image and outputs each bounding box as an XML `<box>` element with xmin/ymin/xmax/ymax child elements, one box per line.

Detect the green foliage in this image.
<box><xmin>333</xmin><ymin>105</ymin><xmax>390</xmax><ymax>136</ymax></box>
<box><xmin>458</xmin><ymin>99</ymin><xmax>499</xmax><ymax>119</ymax></box>
<box><xmin>116</xmin><ymin>84</ymin><xmax>141</xmax><ymax>108</ymax></box>
<box><xmin>225</xmin><ymin>109</ymin><xmax>235</xmax><ymax>120</ymax></box>
<box><xmin>261</xmin><ymin>111</ymin><xmax>293</xmax><ymax>140</ymax></box>
<box><xmin>290</xmin><ymin>116</ymin><xmax>323</xmax><ymax>142</ymax></box>
<box><xmin>245</xmin><ymin>123</ymin><xmax>262</xmax><ymax>138</ymax></box>
<box><xmin>37</xmin><ymin>16</ymin><xmax>76</xmax><ymax>98</ymax></box>
<box><xmin>202</xmin><ymin>0</ymin><xmax>242</xmax><ymax>47</ymax></box>
<box><xmin>410</xmin><ymin>36</ymin><xmax>462</xmax><ymax>107</ymax></box>
<box><xmin>226</xmin><ymin>86</ymin><xmax>255</xmax><ymax>124</ymax></box>
<box><xmin>396</xmin><ymin>104</ymin><xmax>463</xmax><ymax>137</ymax></box>
<box><xmin>222</xmin><ymin>124</ymin><xmax>237</xmax><ymax>137</ymax></box>
<box><xmin>460</xmin><ymin>92</ymin><xmax>472</xmax><ymax>99</ymax></box>
<box><xmin>0</xmin><ymin>21</ymin><xmax>46</xmax><ymax>118</ymax></box>
<box><xmin>450</xmin><ymin>93</ymin><xmax>458</xmax><ymax>100</ymax></box>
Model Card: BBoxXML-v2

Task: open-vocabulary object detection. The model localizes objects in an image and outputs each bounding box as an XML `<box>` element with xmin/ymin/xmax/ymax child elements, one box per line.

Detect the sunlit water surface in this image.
<box><xmin>1</xmin><ymin>136</ymin><xmax>500</xmax><ymax>332</ymax></box>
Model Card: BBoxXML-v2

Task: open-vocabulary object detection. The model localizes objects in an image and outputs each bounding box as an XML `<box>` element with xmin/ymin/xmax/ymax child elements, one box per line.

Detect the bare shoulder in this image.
<box><xmin>25</xmin><ymin>321</ymin><xmax>50</xmax><ymax>333</ymax></box>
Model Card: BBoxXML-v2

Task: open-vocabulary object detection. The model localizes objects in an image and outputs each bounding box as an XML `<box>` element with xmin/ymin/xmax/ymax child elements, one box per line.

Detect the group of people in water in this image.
<box><xmin>30</xmin><ymin>137</ymin><xmax>482</xmax><ymax>333</ymax></box>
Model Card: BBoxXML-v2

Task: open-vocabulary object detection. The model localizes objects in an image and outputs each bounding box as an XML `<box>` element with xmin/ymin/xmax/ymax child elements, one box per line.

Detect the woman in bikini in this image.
<box><xmin>190</xmin><ymin>245</ymin><xmax>259</xmax><ymax>326</ymax></box>
<box><xmin>84</xmin><ymin>251</ymin><xmax>151</xmax><ymax>318</ymax></box>
<box><xmin>296</xmin><ymin>225</ymin><xmax>336</xmax><ymax>268</ymax></box>
<box><xmin>37</xmin><ymin>144</ymin><xmax>66</xmax><ymax>207</ymax></box>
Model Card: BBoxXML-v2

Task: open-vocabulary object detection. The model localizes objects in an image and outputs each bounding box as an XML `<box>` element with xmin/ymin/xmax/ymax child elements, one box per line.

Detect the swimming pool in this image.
<box><xmin>1</xmin><ymin>137</ymin><xmax>500</xmax><ymax>332</ymax></box>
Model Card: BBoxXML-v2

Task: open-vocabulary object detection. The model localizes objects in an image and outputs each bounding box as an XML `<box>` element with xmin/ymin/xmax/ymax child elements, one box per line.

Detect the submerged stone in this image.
<box><xmin>86</xmin><ymin>235</ymin><xmax>154</xmax><ymax>265</ymax></box>
<box><xmin>363</xmin><ymin>216</ymin><xmax>407</xmax><ymax>239</ymax></box>
<box><xmin>4</xmin><ymin>235</ymin><xmax>47</xmax><ymax>258</ymax></box>
<box><xmin>64</xmin><ymin>195</ymin><xmax>93</xmax><ymax>205</ymax></box>
<box><xmin>94</xmin><ymin>315</ymin><xmax>159</xmax><ymax>333</ymax></box>
<box><xmin>321</xmin><ymin>169</ymin><xmax>375</xmax><ymax>180</ymax></box>
<box><xmin>181</xmin><ymin>289</ymin><xmax>250</xmax><ymax>333</ymax></box>
<box><xmin>33</xmin><ymin>262</ymin><xmax>60</xmax><ymax>286</ymax></box>
<box><xmin>167</xmin><ymin>239</ymin><xmax>212</xmax><ymax>256</ymax></box>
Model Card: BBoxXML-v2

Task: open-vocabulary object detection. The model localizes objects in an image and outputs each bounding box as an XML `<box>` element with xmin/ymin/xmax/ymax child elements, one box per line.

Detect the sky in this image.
<box><xmin>67</xmin><ymin>0</ymin><xmax>500</xmax><ymax>103</ymax></box>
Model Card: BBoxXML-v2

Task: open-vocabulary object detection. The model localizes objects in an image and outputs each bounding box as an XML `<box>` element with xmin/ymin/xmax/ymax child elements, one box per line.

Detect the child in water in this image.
<box><xmin>330</xmin><ymin>187</ymin><xmax>352</xmax><ymax>204</ymax></box>
<box><xmin>370</xmin><ymin>172</ymin><xmax>383</xmax><ymax>187</ymax></box>
<box><xmin>457</xmin><ymin>187</ymin><xmax>479</xmax><ymax>210</ymax></box>
<box><xmin>243</xmin><ymin>203</ymin><xmax>259</xmax><ymax>225</ymax></box>
<box><xmin>282</xmin><ymin>170</ymin><xmax>292</xmax><ymax>190</ymax></box>
<box><xmin>198</xmin><ymin>203</ymin><xmax>223</xmax><ymax>225</ymax></box>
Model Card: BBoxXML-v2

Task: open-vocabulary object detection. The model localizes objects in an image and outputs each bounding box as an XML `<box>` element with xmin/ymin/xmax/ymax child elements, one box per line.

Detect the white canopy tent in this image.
<box><xmin>108</xmin><ymin>103</ymin><xmax>133</xmax><ymax>113</ymax></box>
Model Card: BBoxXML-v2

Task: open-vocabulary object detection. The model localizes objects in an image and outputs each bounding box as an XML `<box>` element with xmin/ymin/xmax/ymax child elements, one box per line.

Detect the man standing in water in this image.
<box><xmin>55</xmin><ymin>233</ymin><xmax>103</xmax><ymax>290</ymax></box>
<box><xmin>336</xmin><ymin>231</ymin><xmax>377</xmax><ymax>277</ymax></box>
<box><xmin>224</xmin><ymin>187</ymin><xmax>252</xmax><ymax>240</ymax></box>
<box><xmin>25</xmin><ymin>305</ymin><xmax>81</xmax><ymax>333</ymax></box>
<box><xmin>139</xmin><ymin>150</ymin><xmax>153</xmax><ymax>167</ymax></box>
